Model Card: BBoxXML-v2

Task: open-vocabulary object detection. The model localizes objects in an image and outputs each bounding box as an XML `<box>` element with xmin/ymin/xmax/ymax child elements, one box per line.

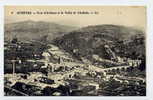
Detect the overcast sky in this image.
<box><xmin>5</xmin><ymin>6</ymin><xmax>146</xmax><ymax>30</ymax></box>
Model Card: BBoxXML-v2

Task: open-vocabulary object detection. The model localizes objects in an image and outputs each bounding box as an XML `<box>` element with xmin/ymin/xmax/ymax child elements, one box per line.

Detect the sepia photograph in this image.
<box><xmin>4</xmin><ymin>6</ymin><xmax>146</xmax><ymax>96</ymax></box>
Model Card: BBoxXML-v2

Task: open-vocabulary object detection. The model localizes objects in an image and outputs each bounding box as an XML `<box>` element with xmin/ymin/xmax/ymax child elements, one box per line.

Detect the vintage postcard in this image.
<box><xmin>4</xmin><ymin>6</ymin><xmax>146</xmax><ymax>96</ymax></box>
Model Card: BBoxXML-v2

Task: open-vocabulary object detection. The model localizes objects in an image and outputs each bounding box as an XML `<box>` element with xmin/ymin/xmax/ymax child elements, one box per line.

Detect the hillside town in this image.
<box><xmin>4</xmin><ymin>37</ymin><xmax>146</xmax><ymax>96</ymax></box>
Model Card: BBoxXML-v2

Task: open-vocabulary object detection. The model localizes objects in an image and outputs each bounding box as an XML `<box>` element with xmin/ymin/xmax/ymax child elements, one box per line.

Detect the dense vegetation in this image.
<box><xmin>54</xmin><ymin>25</ymin><xmax>145</xmax><ymax>65</ymax></box>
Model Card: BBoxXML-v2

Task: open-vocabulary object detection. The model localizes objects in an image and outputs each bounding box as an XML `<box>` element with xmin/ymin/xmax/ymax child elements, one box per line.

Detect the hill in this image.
<box><xmin>5</xmin><ymin>20</ymin><xmax>78</xmax><ymax>42</ymax></box>
<box><xmin>53</xmin><ymin>24</ymin><xmax>145</xmax><ymax>63</ymax></box>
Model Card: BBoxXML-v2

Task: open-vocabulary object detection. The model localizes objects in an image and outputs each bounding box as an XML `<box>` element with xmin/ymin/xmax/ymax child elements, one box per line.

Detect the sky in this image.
<box><xmin>5</xmin><ymin>6</ymin><xmax>146</xmax><ymax>30</ymax></box>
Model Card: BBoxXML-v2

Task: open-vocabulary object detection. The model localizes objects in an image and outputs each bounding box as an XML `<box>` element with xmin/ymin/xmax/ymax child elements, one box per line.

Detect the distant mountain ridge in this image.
<box><xmin>5</xmin><ymin>20</ymin><xmax>78</xmax><ymax>42</ymax></box>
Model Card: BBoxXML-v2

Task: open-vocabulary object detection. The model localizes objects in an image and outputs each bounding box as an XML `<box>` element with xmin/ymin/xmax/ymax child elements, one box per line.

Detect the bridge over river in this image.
<box><xmin>46</xmin><ymin>59</ymin><xmax>141</xmax><ymax>80</ymax></box>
